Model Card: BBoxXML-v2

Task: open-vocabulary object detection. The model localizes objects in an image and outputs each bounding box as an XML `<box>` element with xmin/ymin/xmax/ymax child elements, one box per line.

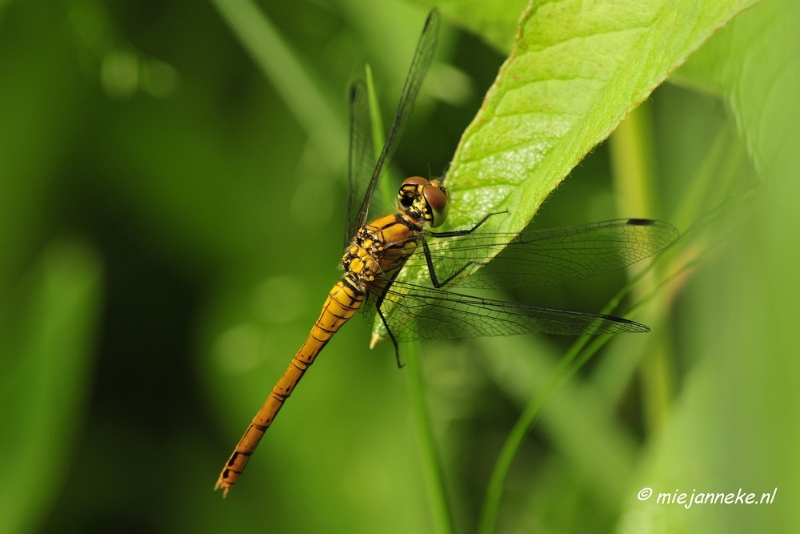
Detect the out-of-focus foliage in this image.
<box><xmin>0</xmin><ymin>0</ymin><xmax>797</xmax><ymax>533</ymax></box>
<box><xmin>0</xmin><ymin>241</ymin><xmax>102</xmax><ymax>534</ymax></box>
<box><xmin>409</xmin><ymin>0</ymin><xmax>528</xmax><ymax>53</ymax></box>
<box><xmin>618</xmin><ymin>2</ymin><xmax>800</xmax><ymax>533</ymax></box>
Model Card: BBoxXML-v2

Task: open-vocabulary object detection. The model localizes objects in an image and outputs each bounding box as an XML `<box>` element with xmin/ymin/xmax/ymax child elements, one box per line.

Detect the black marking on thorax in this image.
<box><xmin>340</xmin><ymin>211</ymin><xmax>425</xmax><ymax>290</ymax></box>
<box><xmin>394</xmin><ymin>211</ymin><xmax>424</xmax><ymax>232</ymax></box>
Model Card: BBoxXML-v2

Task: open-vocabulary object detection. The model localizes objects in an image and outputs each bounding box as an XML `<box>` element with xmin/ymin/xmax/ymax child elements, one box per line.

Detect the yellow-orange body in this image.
<box><xmin>215</xmin><ymin>212</ymin><xmax>422</xmax><ymax>495</ymax></box>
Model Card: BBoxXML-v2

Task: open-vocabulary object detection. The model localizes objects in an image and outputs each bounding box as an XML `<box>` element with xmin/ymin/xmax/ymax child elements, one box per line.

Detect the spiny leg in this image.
<box><xmin>423</xmin><ymin>210</ymin><xmax>508</xmax><ymax>287</ymax></box>
<box><xmin>421</xmin><ymin>237</ymin><xmax>479</xmax><ymax>288</ymax></box>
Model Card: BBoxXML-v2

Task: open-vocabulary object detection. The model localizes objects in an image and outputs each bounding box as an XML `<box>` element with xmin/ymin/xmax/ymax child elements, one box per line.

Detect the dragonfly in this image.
<box><xmin>215</xmin><ymin>8</ymin><xmax>678</xmax><ymax>496</ymax></box>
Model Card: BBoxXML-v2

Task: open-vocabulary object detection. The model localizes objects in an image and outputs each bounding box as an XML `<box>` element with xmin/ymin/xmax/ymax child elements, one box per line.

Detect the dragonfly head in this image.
<box><xmin>398</xmin><ymin>176</ymin><xmax>450</xmax><ymax>228</ymax></box>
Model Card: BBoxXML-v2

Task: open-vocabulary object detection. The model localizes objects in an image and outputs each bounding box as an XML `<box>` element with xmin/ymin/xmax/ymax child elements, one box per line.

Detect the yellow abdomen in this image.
<box><xmin>214</xmin><ymin>278</ymin><xmax>364</xmax><ymax>496</ymax></box>
<box><xmin>216</xmin><ymin>212</ymin><xmax>421</xmax><ymax>495</ymax></box>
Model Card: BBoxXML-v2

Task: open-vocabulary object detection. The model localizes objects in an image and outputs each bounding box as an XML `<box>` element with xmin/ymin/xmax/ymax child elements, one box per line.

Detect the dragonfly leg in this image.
<box><xmin>421</xmin><ymin>211</ymin><xmax>507</xmax><ymax>287</ymax></box>
<box><xmin>421</xmin><ymin>238</ymin><xmax>485</xmax><ymax>288</ymax></box>
<box><xmin>428</xmin><ymin>209</ymin><xmax>507</xmax><ymax>238</ymax></box>
<box><xmin>421</xmin><ymin>210</ymin><xmax>508</xmax><ymax>287</ymax></box>
<box><xmin>377</xmin><ymin>298</ymin><xmax>403</xmax><ymax>368</ymax></box>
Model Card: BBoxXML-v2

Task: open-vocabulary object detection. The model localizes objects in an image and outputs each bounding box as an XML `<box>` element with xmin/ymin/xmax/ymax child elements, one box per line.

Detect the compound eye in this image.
<box><xmin>401</xmin><ymin>176</ymin><xmax>429</xmax><ymax>187</ymax></box>
<box><xmin>423</xmin><ymin>183</ymin><xmax>449</xmax><ymax>227</ymax></box>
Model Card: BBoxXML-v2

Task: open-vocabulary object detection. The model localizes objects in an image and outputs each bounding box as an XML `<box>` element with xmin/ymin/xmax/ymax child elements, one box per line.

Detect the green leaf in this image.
<box><xmin>443</xmin><ymin>0</ymin><xmax>760</xmax><ymax>236</ymax></box>
<box><xmin>0</xmin><ymin>240</ymin><xmax>103</xmax><ymax>534</ymax></box>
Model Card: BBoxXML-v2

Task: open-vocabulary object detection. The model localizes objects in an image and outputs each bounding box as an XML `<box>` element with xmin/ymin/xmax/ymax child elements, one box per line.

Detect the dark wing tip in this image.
<box><xmin>604</xmin><ymin>314</ymin><xmax>651</xmax><ymax>333</ymax></box>
<box><xmin>625</xmin><ymin>218</ymin><xmax>680</xmax><ymax>245</ymax></box>
<box><xmin>425</xmin><ymin>8</ymin><xmax>441</xmax><ymax>28</ymax></box>
<box><xmin>349</xmin><ymin>79</ymin><xmax>365</xmax><ymax>102</ymax></box>
<box><xmin>626</xmin><ymin>218</ymin><xmax>656</xmax><ymax>226</ymax></box>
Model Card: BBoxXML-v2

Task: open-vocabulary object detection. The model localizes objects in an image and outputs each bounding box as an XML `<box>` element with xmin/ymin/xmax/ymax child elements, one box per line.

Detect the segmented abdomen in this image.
<box><xmin>215</xmin><ymin>278</ymin><xmax>364</xmax><ymax>495</ymax></box>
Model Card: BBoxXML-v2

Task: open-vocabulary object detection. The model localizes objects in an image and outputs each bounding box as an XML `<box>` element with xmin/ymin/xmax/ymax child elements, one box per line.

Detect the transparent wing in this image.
<box><xmin>401</xmin><ymin>219</ymin><xmax>679</xmax><ymax>289</ymax></box>
<box><xmin>352</xmin><ymin>9</ymin><xmax>440</xmax><ymax>233</ymax></box>
<box><xmin>344</xmin><ymin>80</ymin><xmax>374</xmax><ymax>250</ymax></box>
<box><xmin>373</xmin><ymin>279</ymin><xmax>648</xmax><ymax>342</ymax></box>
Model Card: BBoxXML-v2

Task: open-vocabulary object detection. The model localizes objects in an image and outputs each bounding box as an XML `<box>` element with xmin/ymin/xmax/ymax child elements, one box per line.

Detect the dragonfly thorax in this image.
<box><xmin>397</xmin><ymin>176</ymin><xmax>450</xmax><ymax>228</ymax></box>
<box><xmin>341</xmin><ymin>213</ymin><xmax>422</xmax><ymax>291</ymax></box>
<box><xmin>342</xmin><ymin>234</ymin><xmax>381</xmax><ymax>288</ymax></box>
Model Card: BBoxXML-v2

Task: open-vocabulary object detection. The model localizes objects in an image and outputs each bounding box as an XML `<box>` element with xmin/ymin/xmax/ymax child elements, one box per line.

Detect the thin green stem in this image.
<box><xmin>476</xmin><ymin>334</ymin><xmax>587</xmax><ymax>534</ymax></box>
<box><xmin>368</xmin><ymin>64</ymin><xmax>450</xmax><ymax>532</ymax></box>
<box><xmin>365</xmin><ymin>64</ymin><xmax>396</xmax><ymax>208</ymax></box>
<box><xmin>365</xmin><ymin>64</ymin><xmax>385</xmax><ymax>162</ymax></box>
<box><xmin>609</xmin><ymin>101</ymin><xmax>672</xmax><ymax>434</ymax></box>
<box><xmin>608</xmin><ymin>100</ymin><xmax>657</xmax><ymax>218</ymax></box>
<box><xmin>404</xmin><ymin>342</ymin><xmax>453</xmax><ymax>534</ymax></box>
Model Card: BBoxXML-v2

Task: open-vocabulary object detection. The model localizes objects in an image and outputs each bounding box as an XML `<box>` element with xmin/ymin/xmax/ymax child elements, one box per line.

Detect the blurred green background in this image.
<box><xmin>1</xmin><ymin>0</ymin><xmax>798</xmax><ymax>533</ymax></box>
